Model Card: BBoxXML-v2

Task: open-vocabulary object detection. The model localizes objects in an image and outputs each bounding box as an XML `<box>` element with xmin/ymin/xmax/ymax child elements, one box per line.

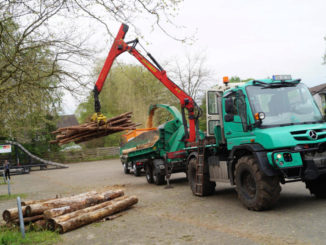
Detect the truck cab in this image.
<box><xmin>188</xmin><ymin>75</ymin><xmax>326</xmax><ymax>210</ymax></box>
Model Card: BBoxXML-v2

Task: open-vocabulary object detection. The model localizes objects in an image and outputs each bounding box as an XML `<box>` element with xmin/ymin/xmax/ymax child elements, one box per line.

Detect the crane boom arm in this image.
<box><xmin>93</xmin><ymin>23</ymin><xmax>198</xmax><ymax>143</ymax></box>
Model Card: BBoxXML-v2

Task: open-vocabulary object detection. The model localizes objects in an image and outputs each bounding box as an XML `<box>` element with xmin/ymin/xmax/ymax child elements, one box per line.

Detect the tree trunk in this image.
<box><xmin>43</xmin><ymin>190</ymin><xmax>124</xmax><ymax>219</ymax></box>
<box><xmin>56</xmin><ymin>196</ymin><xmax>138</xmax><ymax>233</ymax></box>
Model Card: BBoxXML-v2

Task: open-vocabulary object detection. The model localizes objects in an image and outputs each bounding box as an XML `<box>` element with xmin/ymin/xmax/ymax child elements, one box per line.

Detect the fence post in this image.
<box><xmin>7</xmin><ymin>178</ymin><xmax>11</xmax><ymax>196</ymax></box>
<box><xmin>16</xmin><ymin>196</ymin><xmax>25</xmax><ymax>238</ymax></box>
<box><xmin>3</xmin><ymin>170</ymin><xmax>6</xmax><ymax>183</ymax></box>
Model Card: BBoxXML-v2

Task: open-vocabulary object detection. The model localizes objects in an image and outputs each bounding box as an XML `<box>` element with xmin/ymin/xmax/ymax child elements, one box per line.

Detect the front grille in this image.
<box><xmin>291</xmin><ymin>128</ymin><xmax>326</xmax><ymax>141</ymax></box>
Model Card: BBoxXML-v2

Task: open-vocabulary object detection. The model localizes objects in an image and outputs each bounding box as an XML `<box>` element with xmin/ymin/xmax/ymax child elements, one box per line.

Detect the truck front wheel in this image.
<box><xmin>235</xmin><ymin>156</ymin><xmax>281</xmax><ymax>211</ymax></box>
<box><xmin>305</xmin><ymin>174</ymin><xmax>326</xmax><ymax>198</ymax></box>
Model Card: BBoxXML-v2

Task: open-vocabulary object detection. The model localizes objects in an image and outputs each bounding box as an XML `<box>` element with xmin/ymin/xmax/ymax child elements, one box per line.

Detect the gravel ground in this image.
<box><xmin>1</xmin><ymin>159</ymin><xmax>326</xmax><ymax>245</ymax></box>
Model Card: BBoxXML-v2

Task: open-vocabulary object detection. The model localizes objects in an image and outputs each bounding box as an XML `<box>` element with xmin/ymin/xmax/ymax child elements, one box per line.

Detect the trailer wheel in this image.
<box><xmin>123</xmin><ymin>163</ymin><xmax>130</xmax><ymax>174</ymax></box>
<box><xmin>152</xmin><ymin>167</ymin><xmax>165</xmax><ymax>185</ymax></box>
<box><xmin>305</xmin><ymin>174</ymin><xmax>326</xmax><ymax>198</ymax></box>
<box><xmin>187</xmin><ymin>157</ymin><xmax>215</xmax><ymax>196</ymax></box>
<box><xmin>133</xmin><ymin>164</ymin><xmax>141</xmax><ymax>177</ymax></box>
<box><xmin>145</xmin><ymin>165</ymin><xmax>154</xmax><ymax>184</ymax></box>
<box><xmin>235</xmin><ymin>156</ymin><xmax>281</xmax><ymax>211</ymax></box>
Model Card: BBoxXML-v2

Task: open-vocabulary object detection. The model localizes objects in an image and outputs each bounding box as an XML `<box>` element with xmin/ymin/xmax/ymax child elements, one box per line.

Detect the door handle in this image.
<box><xmin>226</xmin><ymin>132</ymin><xmax>232</xmax><ymax>135</ymax></box>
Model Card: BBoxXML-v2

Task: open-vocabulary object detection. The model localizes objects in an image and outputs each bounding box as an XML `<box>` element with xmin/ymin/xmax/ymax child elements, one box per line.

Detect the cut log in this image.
<box><xmin>31</xmin><ymin>220</ymin><xmax>48</xmax><ymax>231</ymax></box>
<box><xmin>2</xmin><ymin>206</ymin><xmax>27</xmax><ymax>222</ymax></box>
<box><xmin>26</xmin><ymin>190</ymin><xmax>124</xmax><ymax>217</ymax></box>
<box><xmin>21</xmin><ymin>197</ymin><xmax>58</xmax><ymax>206</ymax></box>
<box><xmin>47</xmin><ymin>196</ymin><xmax>128</xmax><ymax>230</ymax></box>
<box><xmin>43</xmin><ymin>189</ymin><xmax>124</xmax><ymax>219</ymax></box>
<box><xmin>56</xmin><ymin>196</ymin><xmax>138</xmax><ymax>233</ymax></box>
<box><xmin>10</xmin><ymin>215</ymin><xmax>43</xmax><ymax>225</ymax></box>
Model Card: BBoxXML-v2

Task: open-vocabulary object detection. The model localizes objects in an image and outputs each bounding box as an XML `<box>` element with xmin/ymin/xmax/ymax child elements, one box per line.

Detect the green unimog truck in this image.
<box><xmin>186</xmin><ymin>75</ymin><xmax>326</xmax><ymax>210</ymax></box>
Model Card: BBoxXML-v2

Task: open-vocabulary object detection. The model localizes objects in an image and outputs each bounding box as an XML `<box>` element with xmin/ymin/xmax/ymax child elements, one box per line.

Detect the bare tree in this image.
<box><xmin>168</xmin><ymin>52</ymin><xmax>213</xmax><ymax>103</ymax></box>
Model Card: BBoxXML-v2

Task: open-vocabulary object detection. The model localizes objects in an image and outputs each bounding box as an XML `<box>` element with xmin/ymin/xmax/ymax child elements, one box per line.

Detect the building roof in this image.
<box><xmin>309</xmin><ymin>83</ymin><xmax>326</xmax><ymax>95</ymax></box>
<box><xmin>57</xmin><ymin>114</ymin><xmax>79</xmax><ymax>128</ymax></box>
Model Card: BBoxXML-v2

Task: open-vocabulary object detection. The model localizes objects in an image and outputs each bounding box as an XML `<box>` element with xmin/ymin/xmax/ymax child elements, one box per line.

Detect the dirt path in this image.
<box><xmin>1</xmin><ymin>159</ymin><xmax>326</xmax><ymax>244</ymax></box>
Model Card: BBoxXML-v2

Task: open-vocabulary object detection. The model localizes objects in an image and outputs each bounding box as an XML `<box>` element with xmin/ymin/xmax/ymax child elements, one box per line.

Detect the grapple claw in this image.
<box><xmin>91</xmin><ymin>112</ymin><xmax>107</xmax><ymax>123</ymax></box>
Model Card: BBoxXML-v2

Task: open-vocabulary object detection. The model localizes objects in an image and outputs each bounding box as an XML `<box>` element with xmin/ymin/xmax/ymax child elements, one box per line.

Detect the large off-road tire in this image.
<box><xmin>152</xmin><ymin>167</ymin><xmax>165</xmax><ymax>185</ymax></box>
<box><xmin>123</xmin><ymin>163</ymin><xmax>130</xmax><ymax>174</ymax></box>
<box><xmin>235</xmin><ymin>156</ymin><xmax>281</xmax><ymax>211</ymax></box>
<box><xmin>133</xmin><ymin>164</ymin><xmax>141</xmax><ymax>177</ymax></box>
<box><xmin>305</xmin><ymin>174</ymin><xmax>326</xmax><ymax>198</ymax></box>
<box><xmin>145</xmin><ymin>164</ymin><xmax>154</xmax><ymax>184</ymax></box>
<box><xmin>188</xmin><ymin>157</ymin><xmax>216</xmax><ymax>196</ymax></box>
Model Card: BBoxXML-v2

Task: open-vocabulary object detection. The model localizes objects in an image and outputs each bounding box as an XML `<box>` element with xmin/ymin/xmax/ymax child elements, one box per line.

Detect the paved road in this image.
<box><xmin>1</xmin><ymin>159</ymin><xmax>326</xmax><ymax>244</ymax></box>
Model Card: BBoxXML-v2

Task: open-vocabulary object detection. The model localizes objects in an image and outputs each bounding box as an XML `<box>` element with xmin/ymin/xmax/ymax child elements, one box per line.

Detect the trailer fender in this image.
<box><xmin>153</xmin><ymin>159</ymin><xmax>165</xmax><ymax>175</ymax></box>
<box><xmin>228</xmin><ymin>144</ymin><xmax>278</xmax><ymax>185</ymax></box>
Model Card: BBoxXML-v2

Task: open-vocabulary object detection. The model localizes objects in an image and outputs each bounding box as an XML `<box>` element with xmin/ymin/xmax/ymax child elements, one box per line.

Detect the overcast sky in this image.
<box><xmin>62</xmin><ymin>0</ymin><xmax>326</xmax><ymax>114</ymax></box>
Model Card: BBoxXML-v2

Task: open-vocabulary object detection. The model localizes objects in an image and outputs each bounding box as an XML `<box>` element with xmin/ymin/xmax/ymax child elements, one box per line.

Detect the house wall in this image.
<box><xmin>313</xmin><ymin>93</ymin><xmax>326</xmax><ymax>115</ymax></box>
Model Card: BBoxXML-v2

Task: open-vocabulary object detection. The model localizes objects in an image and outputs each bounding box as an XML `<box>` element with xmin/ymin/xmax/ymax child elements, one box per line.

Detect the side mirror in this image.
<box><xmin>225</xmin><ymin>98</ymin><xmax>234</xmax><ymax>114</ymax></box>
<box><xmin>224</xmin><ymin>114</ymin><xmax>234</xmax><ymax>122</ymax></box>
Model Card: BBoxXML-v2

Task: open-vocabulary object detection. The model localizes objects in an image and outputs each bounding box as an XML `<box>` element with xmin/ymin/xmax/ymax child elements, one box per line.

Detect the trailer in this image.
<box><xmin>120</xmin><ymin>104</ymin><xmax>192</xmax><ymax>185</ymax></box>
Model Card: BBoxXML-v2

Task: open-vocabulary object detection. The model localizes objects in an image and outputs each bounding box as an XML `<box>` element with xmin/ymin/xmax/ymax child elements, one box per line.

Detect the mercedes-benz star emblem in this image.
<box><xmin>309</xmin><ymin>130</ymin><xmax>318</xmax><ymax>140</ymax></box>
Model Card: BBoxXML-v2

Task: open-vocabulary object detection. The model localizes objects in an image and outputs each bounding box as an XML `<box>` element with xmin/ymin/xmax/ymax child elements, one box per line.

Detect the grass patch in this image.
<box><xmin>0</xmin><ymin>227</ymin><xmax>61</xmax><ymax>245</ymax></box>
<box><xmin>0</xmin><ymin>193</ymin><xmax>26</xmax><ymax>201</ymax></box>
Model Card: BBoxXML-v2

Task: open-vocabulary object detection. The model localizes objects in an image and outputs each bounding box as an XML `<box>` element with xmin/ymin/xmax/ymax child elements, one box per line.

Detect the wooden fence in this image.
<box><xmin>48</xmin><ymin>147</ymin><xmax>120</xmax><ymax>163</ymax></box>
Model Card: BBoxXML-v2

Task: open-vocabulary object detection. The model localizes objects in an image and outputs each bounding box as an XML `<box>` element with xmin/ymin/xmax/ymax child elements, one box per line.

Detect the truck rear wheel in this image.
<box><xmin>305</xmin><ymin>174</ymin><xmax>326</xmax><ymax>198</ymax></box>
<box><xmin>188</xmin><ymin>157</ymin><xmax>215</xmax><ymax>196</ymax></box>
<box><xmin>235</xmin><ymin>156</ymin><xmax>281</xmax><ymax>211</ymax></box>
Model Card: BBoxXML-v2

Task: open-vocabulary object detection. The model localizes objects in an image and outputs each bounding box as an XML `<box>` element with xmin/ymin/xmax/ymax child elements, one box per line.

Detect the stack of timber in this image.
<box><xmin>51</xmin><ymin>112</ymin><xmax>138</xmax><ymax>145</ymax></box>
<box><xmin>2</xmin><ymin>189</ymin><xmax>138</xmax><ymax>233</ymax></box>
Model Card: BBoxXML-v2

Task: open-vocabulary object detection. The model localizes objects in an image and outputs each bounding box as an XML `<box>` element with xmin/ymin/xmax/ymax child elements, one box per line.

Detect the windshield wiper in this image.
<box><xmin>253</xmin><ymin>79</ymin><xmax>301</xmax><ymax>88</ymax></box>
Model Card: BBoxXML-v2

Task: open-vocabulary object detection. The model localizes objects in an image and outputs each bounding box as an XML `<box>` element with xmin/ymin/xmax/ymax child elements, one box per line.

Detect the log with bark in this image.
<box><xmin>9</xmin><ymin>215</ymin><xmax>44</xmax><ymax>226</ymax></box>
<box><xmin>55</xmin><ymin>196</ymin><xmax>138</xmax><ymax>233</ymax></box>
<box><xmin>51</xmin><ymin>112</ymin><xmax>139</xmax><ymax>145</ymax></box>
<box><xmin>26</xmin><ymin>190</ymin><xmax>123</xmax><ymax>217</ymax></box>
<box><xmin>47</xmin><ymin>196</ymin><xmax>128</xmax><ymax>230</ymax></box>
<box><xmin>43</xmin><ymin>189</ymin><xmax>124</xmax><ymax>219</ymax></box>
<box><xmin>2</xmin><ymin>207</ymin><xmax>27</xmax><ymax>222</ymax></box>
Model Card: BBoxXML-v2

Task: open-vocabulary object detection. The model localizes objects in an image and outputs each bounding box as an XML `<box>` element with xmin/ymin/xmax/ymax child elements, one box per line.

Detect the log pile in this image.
<box><xmin>51</xmin><ymin>112</ymin><xmax>138</xmax><ymax>145</ymax></box>
<box><xmin>2</xmin><ymin>189</ymin><xmax>138</xmax><ymax>233</ymax></box>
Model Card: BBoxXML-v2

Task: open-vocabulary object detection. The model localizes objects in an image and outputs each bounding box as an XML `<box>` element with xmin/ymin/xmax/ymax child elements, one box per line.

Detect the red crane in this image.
<box><xmin>93</xmin><ymin>24</ymin><xmax>200</xmax><ymax>143</ymax></box>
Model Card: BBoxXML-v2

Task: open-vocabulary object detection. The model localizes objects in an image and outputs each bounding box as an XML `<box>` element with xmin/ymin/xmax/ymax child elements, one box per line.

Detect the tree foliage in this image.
<box><xmin>229</xmin><ymin>76</ymin><xmax>254</xmax><ymax>83</ymax></box>
<box><xmin>0</xmin><ymin>0</ymin><xmax>187</xmax><ymax>150</ymax></box>
<box><xmin>76</xmin><ymin>63</ymin><xmax>178</xmax><ymax>146</ymax></box>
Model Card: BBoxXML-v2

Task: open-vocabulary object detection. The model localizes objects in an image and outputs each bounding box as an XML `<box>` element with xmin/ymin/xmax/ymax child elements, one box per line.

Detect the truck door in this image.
<box><xmin>223</xmin><ymin>90</ymin><xmax>251</xmax><ymax>149</ymax></box>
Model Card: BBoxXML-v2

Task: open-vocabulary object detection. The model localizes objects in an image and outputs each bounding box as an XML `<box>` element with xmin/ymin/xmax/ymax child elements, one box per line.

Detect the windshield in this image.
<box><xmin>246</xmin><ymin>83</ymin><xmax>323</xmax><ymax>126</ymax></box>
